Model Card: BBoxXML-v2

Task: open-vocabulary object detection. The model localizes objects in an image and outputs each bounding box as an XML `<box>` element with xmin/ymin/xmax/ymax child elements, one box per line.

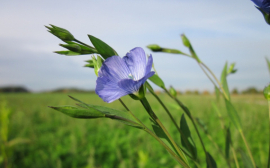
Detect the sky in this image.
<box><xmin>0</xmin><ymin>0</ymin><xmax>270</xmax><ymax>92</ymax></box>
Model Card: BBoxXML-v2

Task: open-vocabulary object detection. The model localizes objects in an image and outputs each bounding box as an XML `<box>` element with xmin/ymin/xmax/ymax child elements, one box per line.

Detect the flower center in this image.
<box><xmin>128</xmin><ymin>73</ymin><xmax>134</xmax><ymax>80</ymax></box>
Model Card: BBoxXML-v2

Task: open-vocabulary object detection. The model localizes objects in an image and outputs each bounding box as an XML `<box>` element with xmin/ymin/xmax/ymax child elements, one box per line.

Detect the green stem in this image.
<box><xmin>74</xmin><ymin>38</ymin><xmax>94</xmax><ymax>49</ymax></box>
<box><xmin>239</xmin><ymin>130</ymin><xmax>256</xmax><ymax>168</ymax></box>
<box><xmin>231</xmin><ymin>146</ymin><xmax>239</xmax><ymax>168</ymax></box>
<box><xmin>139</xmin><ymin>97</ymin><xmax>190</xmax><ymax>166</ymax></box>
<box><xmin>147</xmin><ymin>87</ymin><xmax>201</xmax><ymax>165</ymax></box>
<box><xmin>200</xmin><ymin>62</ymin><xmax>255</xmax><ymax>166</ymax></box>
<box><xmin>200</xmin><ymin>62</ymin><xmax>229</xmax><ymax>100</ymax></box>
<box><xmin>118</xmin><ymin>99</ymin><xmax>190</xmax><ymax>168</ymax></box>
<box><xmin>213</xmin><ymin>103</ymin><xmax>239</xmax><ymax>167</ymax></box>
<box><xmin>267</xmin><ymin>101</ymin><xmax>270</xmax><ymax>168</ymax></box>
<box><xmin>163</xmin><ymin>88</ymin><xmax>213</xmax><ymax>167</ymax></box>
<box><xmin>198</xmin><ymin>63</ymin><xmax>217</xmax><ymax>88</ymax></box>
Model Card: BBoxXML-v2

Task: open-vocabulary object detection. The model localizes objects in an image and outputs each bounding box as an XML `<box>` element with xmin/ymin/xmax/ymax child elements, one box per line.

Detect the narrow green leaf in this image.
<box><xmin>148</xmin><ymin>74</ymin><xmax>165</xmax><ymax>89</ymax></box>
<box><xmin>49</xmin><ymin>105</ymin><xmax>105</xmax><ymax>118</ymax></box>
<box><xmin>225</xmin><ymin>126</ymin><xmax>231</xmax><ymax>160</ymax></box>
<box><xmin>180</xmin><ymin>114</ymin><xmax>197</xmax><ymax>160</ymax></box>
<box><xmin>68</xmin><ymin>95</ymin><xmax>142</xmax><ymax>128</ymax></box>
<box><xmin>151</xmin><ymin>123</ymin><xmax>180</xmax><ymax>156</ymax></box>
<box><xmin>266</xmin><ymin>57</ymin><xmax>270</xmax><ymax>74</ymax></box>
<box><xmin>225</xmin><ymin>99</ymin><xmax>242</xmax><ymax>130</ymax></box>
<box><xmin>54</xmin><ymin>50</ymin><xmax>81</xmax><ymax>56</ymax></box>
<box><xmin>88</xmin><ymin>35</ymin><xmax>118</xmax><ymax>59</ymax></box>
<box><xmin>239</xmin><ymin>149</ymin><xmax>253</xmax><ymax>168</ymax></box>
<box><xmin>221</xmin><ymin>62</ymin><xmax>231</xmax><ymax>100</ymax></box>
<box><xmin>206</xmin><ymin>152</ymin><xmax>217</xmax><ymax>168</ymax></box>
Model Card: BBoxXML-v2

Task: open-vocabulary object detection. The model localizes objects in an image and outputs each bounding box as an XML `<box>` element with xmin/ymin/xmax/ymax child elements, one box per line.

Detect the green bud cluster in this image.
<box><xmin>46</xmin><ymin>24</ymin><xmax>74</xmax><ymax>41</ymax></box>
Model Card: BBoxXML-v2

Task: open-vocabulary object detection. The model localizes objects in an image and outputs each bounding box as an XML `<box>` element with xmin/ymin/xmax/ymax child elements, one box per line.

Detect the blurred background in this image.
<box><xmin>1</xmin><ymin>1</ymin><xmax>270</xmax><ymax>168</ymax></box>
<box><xmin>0</xmin><ymin>0</ymin><xmax>269</xmax><ymax>93</ymax></box>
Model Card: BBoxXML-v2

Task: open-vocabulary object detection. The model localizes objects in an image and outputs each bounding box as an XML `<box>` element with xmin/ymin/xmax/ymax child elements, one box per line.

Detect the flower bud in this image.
<box><xmin>227</xmin><ymin>63</ymin><xmax>237</xmax><ymax>75</ymax></box>
<box><xmin>92</xmin><ymin>55</ymin><xmax>103</xmax><ymax>76</ymax></box>
<box><xmin>60</xmin><ymin>44</ymin><xmax>81</xmax><ymax>53</ymax></box>
<box><xmin>147</xmin><ymin>44</ymin><xmax>162</xmax><ymax>52</ymax></box>
<box><xmin>181</xmin><ymin>34</ymin><xmax>191</xmax><ymax>48</ymax></box>
<box><xmin>263</xmin><ymin>84</ymin><xmax>270</xmax><ymax>100</ymax></box>
<box><xmin>169</xmin><ymin>86</ymin><xmax>177</xmax><ymax>97</ymax></box>
<box><xmin>45</xmin><ymin>24</ymin><xmax>74</xmax><ymax>41</ymax></box>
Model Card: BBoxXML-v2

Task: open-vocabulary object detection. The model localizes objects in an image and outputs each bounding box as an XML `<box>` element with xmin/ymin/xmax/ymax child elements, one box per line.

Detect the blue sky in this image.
<box><xmin>0</xmin><ymin>0</ymin><xmax>269</xmax><ymax>92</ymax></box>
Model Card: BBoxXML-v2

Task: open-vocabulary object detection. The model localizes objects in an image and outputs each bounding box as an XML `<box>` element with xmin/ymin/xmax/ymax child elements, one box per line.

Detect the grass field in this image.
<box><xmin>0</xmin><ymin>93</ymin><xmax>268</xmax><ymax>168</ymax></box>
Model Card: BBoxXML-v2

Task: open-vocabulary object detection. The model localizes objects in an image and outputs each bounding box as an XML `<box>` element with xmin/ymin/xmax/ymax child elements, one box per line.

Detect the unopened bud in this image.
<box><xmin>46</xmin><ymin>24</ymin><xmax>74</xmax><ymax>41</ymax></box>
<box><xmin>147</xmin><ymin>44</ymin><xmax>162</xmax><ymax>52</ymax></box>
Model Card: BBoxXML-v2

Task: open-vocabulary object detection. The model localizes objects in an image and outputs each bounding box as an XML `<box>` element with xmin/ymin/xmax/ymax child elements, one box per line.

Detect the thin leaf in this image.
<box><xmin>225</xmin><ymin>99</ymin><xmax>242</xmax><ymax>130</ymax></box>
<box><xmin>151</xmin><ymin>122</ymin><xmax>179</xmax><ymax>156</ymax></box>
<box><xmin>49</xmin><ymin>105</ymin><xmax>105</xmax><ymax>119</ymax></box>
<box><xmin>54</xmin><ymin>50</ymin><xmax>81</xmax><ymax>56</ymax></box>
<box><xmin>148</xmin><ymin>74</ymin><xmax>165</xmax><ymax>89</ymax></box>
<box><xmin>221</xmin><ymin>62</ymin><xmax>231</xmax><ymax>100</ymax></box>
<box><xmin>225</xmin><ymin>126</ymin><xmax>231</xmax><ymax>160</ymax></box>
<box><xmin>239</xmin><ymin>149</ymin><xmax>253</xmax><ymax>168</ymax></box>
<box><xmin>206</xmin><ymin>152</ymin><xmax>217</xmax><ymax>168</ymax></box>
<box><xmin>68</xmin><ymin>95</ymin><xmax>142</xmax><ymax>128</ymax></box>
<box><xmin>88</xmin><ymin>35</ymin><xmax>118</xmax><ymax>59</ymax></box>
<box><xmin>180</xmin><ymin>114</ymin><xmax>197</xmax><ymax>160</ymax></box>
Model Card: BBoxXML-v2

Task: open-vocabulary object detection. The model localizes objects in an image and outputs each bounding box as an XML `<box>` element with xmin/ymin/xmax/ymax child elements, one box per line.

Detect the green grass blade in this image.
<box><xmin>49</xmin><ymin>105</ymin><xmax>105</xmax><ymax>118</ymax></box>
<box><xmin>225</xmin><ymin>99</ymin><xmax>242</xmax><ymax>130</ymax></box>
<box><xmin>206</xmin><ymin>152</ymin><xmax>217</xmax><ymax>168</ymax></box>
<box><xmin>221</xmin><ymin>62</ymin><xmax>231</xmax><ymax>100</ymax></box>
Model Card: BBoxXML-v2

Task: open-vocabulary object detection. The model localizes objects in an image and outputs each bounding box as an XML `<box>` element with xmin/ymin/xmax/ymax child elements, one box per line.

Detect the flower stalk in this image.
<box><xmin>118</xmin><ymin>99</ymin><xmax>190</xmax><ymax>168</ymax></box>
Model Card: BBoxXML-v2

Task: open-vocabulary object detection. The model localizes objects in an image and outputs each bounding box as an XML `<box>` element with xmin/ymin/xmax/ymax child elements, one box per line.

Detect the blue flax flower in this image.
<box><xmin>96</xmin><ymin>47</ymin><xmax>155</xmax><ymax>103</ymax></box>
<box><xmin>251</xmin><ymin>0</ymin><xmax>270</xmax><ymax>13</ymax></box>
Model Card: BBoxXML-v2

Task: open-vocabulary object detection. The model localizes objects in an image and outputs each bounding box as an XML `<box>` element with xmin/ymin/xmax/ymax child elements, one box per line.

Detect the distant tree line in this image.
<box><xmin>0</xmin><ymin>86</ymin><xmax>30</xmax><ymax>93</ymax></box>
<box><xmin>0</xmin><ymin>86</ymin><xmax>263</xmax><ymax>94</ymax></box>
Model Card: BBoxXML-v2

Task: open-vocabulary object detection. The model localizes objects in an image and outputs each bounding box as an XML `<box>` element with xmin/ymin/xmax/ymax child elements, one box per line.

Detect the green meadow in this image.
<box><xmin>0</xmin><ymin>93</ymin><xmax>268</xmax><ymax>168</ymax></box>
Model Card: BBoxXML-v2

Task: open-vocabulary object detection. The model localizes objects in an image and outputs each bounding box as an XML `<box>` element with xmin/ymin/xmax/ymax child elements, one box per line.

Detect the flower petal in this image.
<box><xmin>123</xmin><ymin>47</ymin><xmax>147</xmax><ymax>80</ymax></box>
<box><xmin>95</xmin><ymin>76</ymin><xmax>128</xmax><ymax>103</ymax></box>
<box><xmin>98</xmin><ymin>56</ymin><xmax>131</xmax><ymax>82</ymax></box>
<box><xmin>145</xmin><ymin>54</ymin><xmax>153</xmax><ymax>75</ymax></box>
<box><xmin>118</xmin><ymin>71</ymin><xmax>155</xmax><ymax>93</ymax></box>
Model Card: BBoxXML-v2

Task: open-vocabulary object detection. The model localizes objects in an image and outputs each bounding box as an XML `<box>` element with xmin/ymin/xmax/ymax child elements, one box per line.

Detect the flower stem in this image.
<box><xmin>147</xmin><ymin>85</ymin><xmax>199</xmax><ymax>163</ymax></box>
<box><xmin>267</xmin><ymin>100</ymin><xmax>270</xmax><ymax>168</ymax></box>
<box><xmin>200</xmin><ymin>62</ymin><xmax>229</xmax><ymax>100</ymax></box>
<box><xmin>239</xmin><ymin>130</ymin><xmax>256</xmax><ymax>168</ymax></box>
<box><xmin>163</xmin><ymin>88</ymin><xmax>213</xmax><ymax>166</ymax></box>
<box><xmin>118</xmin><ymin>99</ymin><xmax>190</xmax><ymax>167</ymax></box>
<box><xmin>139</xmin><ymin>97</ymin><xmax>190</xmax><ymax>166</ymax></box>
<box><xmin>199</xmin><ymin>61</ymin><xmax>255</xmax><ymax>166</ymax></box>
